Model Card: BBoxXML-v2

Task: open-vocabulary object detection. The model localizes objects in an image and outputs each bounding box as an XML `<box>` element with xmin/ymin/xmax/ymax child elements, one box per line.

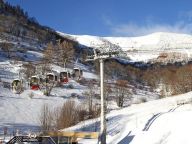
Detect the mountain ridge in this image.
<box><xmin>58</xmin><ymin>31</ymin><xmax>192</xmax><ymax>63</ymax></box>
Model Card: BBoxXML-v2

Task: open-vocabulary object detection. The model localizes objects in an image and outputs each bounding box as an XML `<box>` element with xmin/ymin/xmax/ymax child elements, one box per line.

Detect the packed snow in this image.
<box><xmin>66</xmin><ymin>92</ymin><xmax>192</xmax><ymax>144</ymax></box>
<box><xmin>1</xmin><ymin>60</ymin><xmax>192</xmax><ymax>144</ymax></box>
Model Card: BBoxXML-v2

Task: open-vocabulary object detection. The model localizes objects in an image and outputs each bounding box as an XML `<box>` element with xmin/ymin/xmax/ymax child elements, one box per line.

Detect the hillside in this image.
<box><xmin>0</xmin><ymin>2</ymin><xmax>149</xmax><ymax>142</ymax></box>
<box><xmin>64</xmin><ymin>91</ymin><xmax>192</xmax><ymax>144</ymax></box>
<box><xmin>59</xmin><ymin>32</ymin><xmax>192</xmax><ymax>63</ymax></box>
<box><xmin>0</xmin><ymin>0</ymin><xmax>78</xmax><ymax>62</ymax></box>
<box><xmin>1</xmin><ymin>1</ymin><xmax>192</xmax><ymax>144</ymax></box>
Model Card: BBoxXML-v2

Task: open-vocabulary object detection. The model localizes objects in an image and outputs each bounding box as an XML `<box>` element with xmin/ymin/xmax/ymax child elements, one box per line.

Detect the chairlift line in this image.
<box><xmin>0</xmin><ymin>66</ymin><xmax>84</xmax><ymax>93</ymax></box>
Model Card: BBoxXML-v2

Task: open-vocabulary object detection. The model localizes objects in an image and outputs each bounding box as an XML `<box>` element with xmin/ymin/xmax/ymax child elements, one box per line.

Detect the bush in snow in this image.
<box><xmin>71</xmin><ymin>93</ymin><xmax>80</xmax><ymax>98</ymax></box>
<box><xmin>82</xmin><ymin>81</ymin><xmax>101</xmax><ymax>118</ymax></box>
<box><xmin>140</xmin><ymin>97</ymin><xmax>147</xmax><ymax>103</ymax></box>
<box><xmin>39</xmin><ymin>100</ymin><xmax>100</xmax><ymax>131</ymax></box>
<box><xmin>55</xmin><ymin>100</ymin><xmax>80</xmax><ymax>129</ymax></box>
<box><xmin>114</xmin><ymin>80</ymin><xmax>132</xmax><ymax>107</ymax></box>
<box><xmin>39</xmin><ymin>104</ymin><xmax>54</xmax><ymax>134</ymax></box>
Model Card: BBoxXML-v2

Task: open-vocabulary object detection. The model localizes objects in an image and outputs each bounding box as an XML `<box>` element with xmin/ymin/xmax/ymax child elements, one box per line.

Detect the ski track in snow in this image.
<box><xmin>67</xmin><ymin>92</ymin><xmax>192</xmax><ymax>144</ymax></box>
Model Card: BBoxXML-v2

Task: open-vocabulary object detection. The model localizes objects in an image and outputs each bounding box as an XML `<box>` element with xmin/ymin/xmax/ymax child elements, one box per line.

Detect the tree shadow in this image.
<box><xmin>0</xmin><ymin>95</ymin><xmax>23</xmax><ymax>100</ymax></box>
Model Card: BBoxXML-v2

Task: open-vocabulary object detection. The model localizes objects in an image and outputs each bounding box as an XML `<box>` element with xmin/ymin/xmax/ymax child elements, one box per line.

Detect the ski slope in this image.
<box><xmin>130</xmin><ymin>108</ymin><xmax>192</xmax><ymax>144</ymax></box>
<box><xmin>65</xmin><ymin>92</ymin><xmax>192</xmax><ymax>144</ymax></box>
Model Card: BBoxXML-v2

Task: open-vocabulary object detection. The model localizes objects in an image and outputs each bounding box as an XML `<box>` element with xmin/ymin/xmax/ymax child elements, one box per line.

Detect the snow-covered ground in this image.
<box><xmin>0</xmin><ymin>81</ymin><xmax>85</xmax><ymax>132</ymax></box>
<box><xmin>0</xmin><ymin>59</ymin><xmax>159</xmax><ymax>143</ymax></box>
<box><xmin>0</xmin><ymin>60</ymin><xmax>93</xmax><ymax>133</ymax></box>
<box><xmin>1</xmin><ymin>60</ymin><xmax>192</xmax><ymax>144</ymax></box>
<box><xmin>2</xmin><ymin>31</ymin><xmax>192</xmax><ymax>143</ymax></box>
<box><xmin>67</xmin><ymin>92</ymin><xmax>192</xmax><ymax>144</ymax></box>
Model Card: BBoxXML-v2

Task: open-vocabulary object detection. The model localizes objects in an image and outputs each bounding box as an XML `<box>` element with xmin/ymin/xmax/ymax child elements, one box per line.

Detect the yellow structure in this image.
<box><xmin>45</xmin><ymin>131</ymin><xmax>99</xmax><ymax>143</ymax></box>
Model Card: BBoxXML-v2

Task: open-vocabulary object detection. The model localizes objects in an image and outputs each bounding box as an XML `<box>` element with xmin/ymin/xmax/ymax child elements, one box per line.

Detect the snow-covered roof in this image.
<box><xmin>46</xmin><ymin>72</ymin><xmax>56</xmax><ymax>76</ymax></box>
<box><xmin>74</xmin><ymin>67</ymin><xmax>81</xmax><ymax>70</ymax></box>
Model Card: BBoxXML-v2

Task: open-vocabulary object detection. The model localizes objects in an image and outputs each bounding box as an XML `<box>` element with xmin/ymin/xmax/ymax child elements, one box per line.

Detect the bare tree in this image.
<box><xmin>1</xmin><ymin>42</ymin><xmax>13</xmax><ymax>58</ymax></box>
<box><xmin>39</xmin><ymin>104</ymin><xmax>54</xmax><ymax>134</ymax></box>
<box><xmin>41</xmin><ymin>42</ymin><xmax>55</xmax><ymax>74</ymax></box>
<box><xmin>82</xmin><ymin>81</ymin><xmax>96</xmax><ymax>118</ymax></box>
<box><xmin>40</xmin><ymin>43</ymin><xmax>56</xmax><ymax>96</ymax></box>
<box><xmin>104</xmin><ymin>83</ymin><xmax>112</xmax><ymax>112</ymax></box>
<box><xmin>41</xmin><ymin>81</ymin><xmax>55</xmax><ymax>96</ymax></box>
<box><xmin>56</xmin><ymin>100</ymin><xmax>79</xmax><ymax>129</ymax></box>
<box><xmin>22</xmin><ymin>62</ymin><xmax>36</xmax><ymax>80</ymax></box>
<box><xmin>56</xmin><ymin>40</ymin><xmax>74</xmax><ymax>68</ymax></box>
<box><xmin>39</xmin><ymin>101</ymin><xmax>100</xmax><ymax>131</ymax></box>
<box><xmin>115</xmin><ymin>80</ymin><xmax>132</xmax><ymax>107</ymax></box>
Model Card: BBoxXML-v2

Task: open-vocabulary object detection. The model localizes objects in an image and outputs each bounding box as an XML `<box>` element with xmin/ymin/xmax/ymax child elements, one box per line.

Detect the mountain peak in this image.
<box><xmin>58</xmin><ymin>31</ymin><xmax>192</xmax><ymax>63</ymax></box>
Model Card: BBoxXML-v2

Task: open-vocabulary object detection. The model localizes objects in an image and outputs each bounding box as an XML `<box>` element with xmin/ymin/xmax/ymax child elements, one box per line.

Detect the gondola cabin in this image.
<box><xmin>30</xmin><ymin>76</ymin><xmax>41</xmax><ymax>90</ymax></box>
<box><xmin>46</xmin><ymin>73</ymin><xmax>58</xmax><ymax>83</ymax></box>
<box><xmin>12</xmin><ymin>79</ymin><xmax>23</xmax><ymax>94</ymax></box>
<box><xmin>59</xmin><ymin>71</ymin><xmax>70</xmax><ymax>84</ymax></box>
<box><xmin>73</xmin><ymin>67</ymin><xmax>83</xmax><ymax>80</ymax></box>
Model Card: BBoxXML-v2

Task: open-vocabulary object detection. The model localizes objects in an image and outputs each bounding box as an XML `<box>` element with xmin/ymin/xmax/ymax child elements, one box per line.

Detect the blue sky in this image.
<box><xmin>6</xmin><ymin>0</ymin><xmax>192</xmax><ymax>36</ymax></box>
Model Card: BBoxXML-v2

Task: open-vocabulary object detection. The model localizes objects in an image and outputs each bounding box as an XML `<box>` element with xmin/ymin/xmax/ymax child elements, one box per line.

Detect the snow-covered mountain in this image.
<box><xmin>58</xmin><ymin>32</ymin><xmax>192</xmax><ymax>63</ymax></box>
